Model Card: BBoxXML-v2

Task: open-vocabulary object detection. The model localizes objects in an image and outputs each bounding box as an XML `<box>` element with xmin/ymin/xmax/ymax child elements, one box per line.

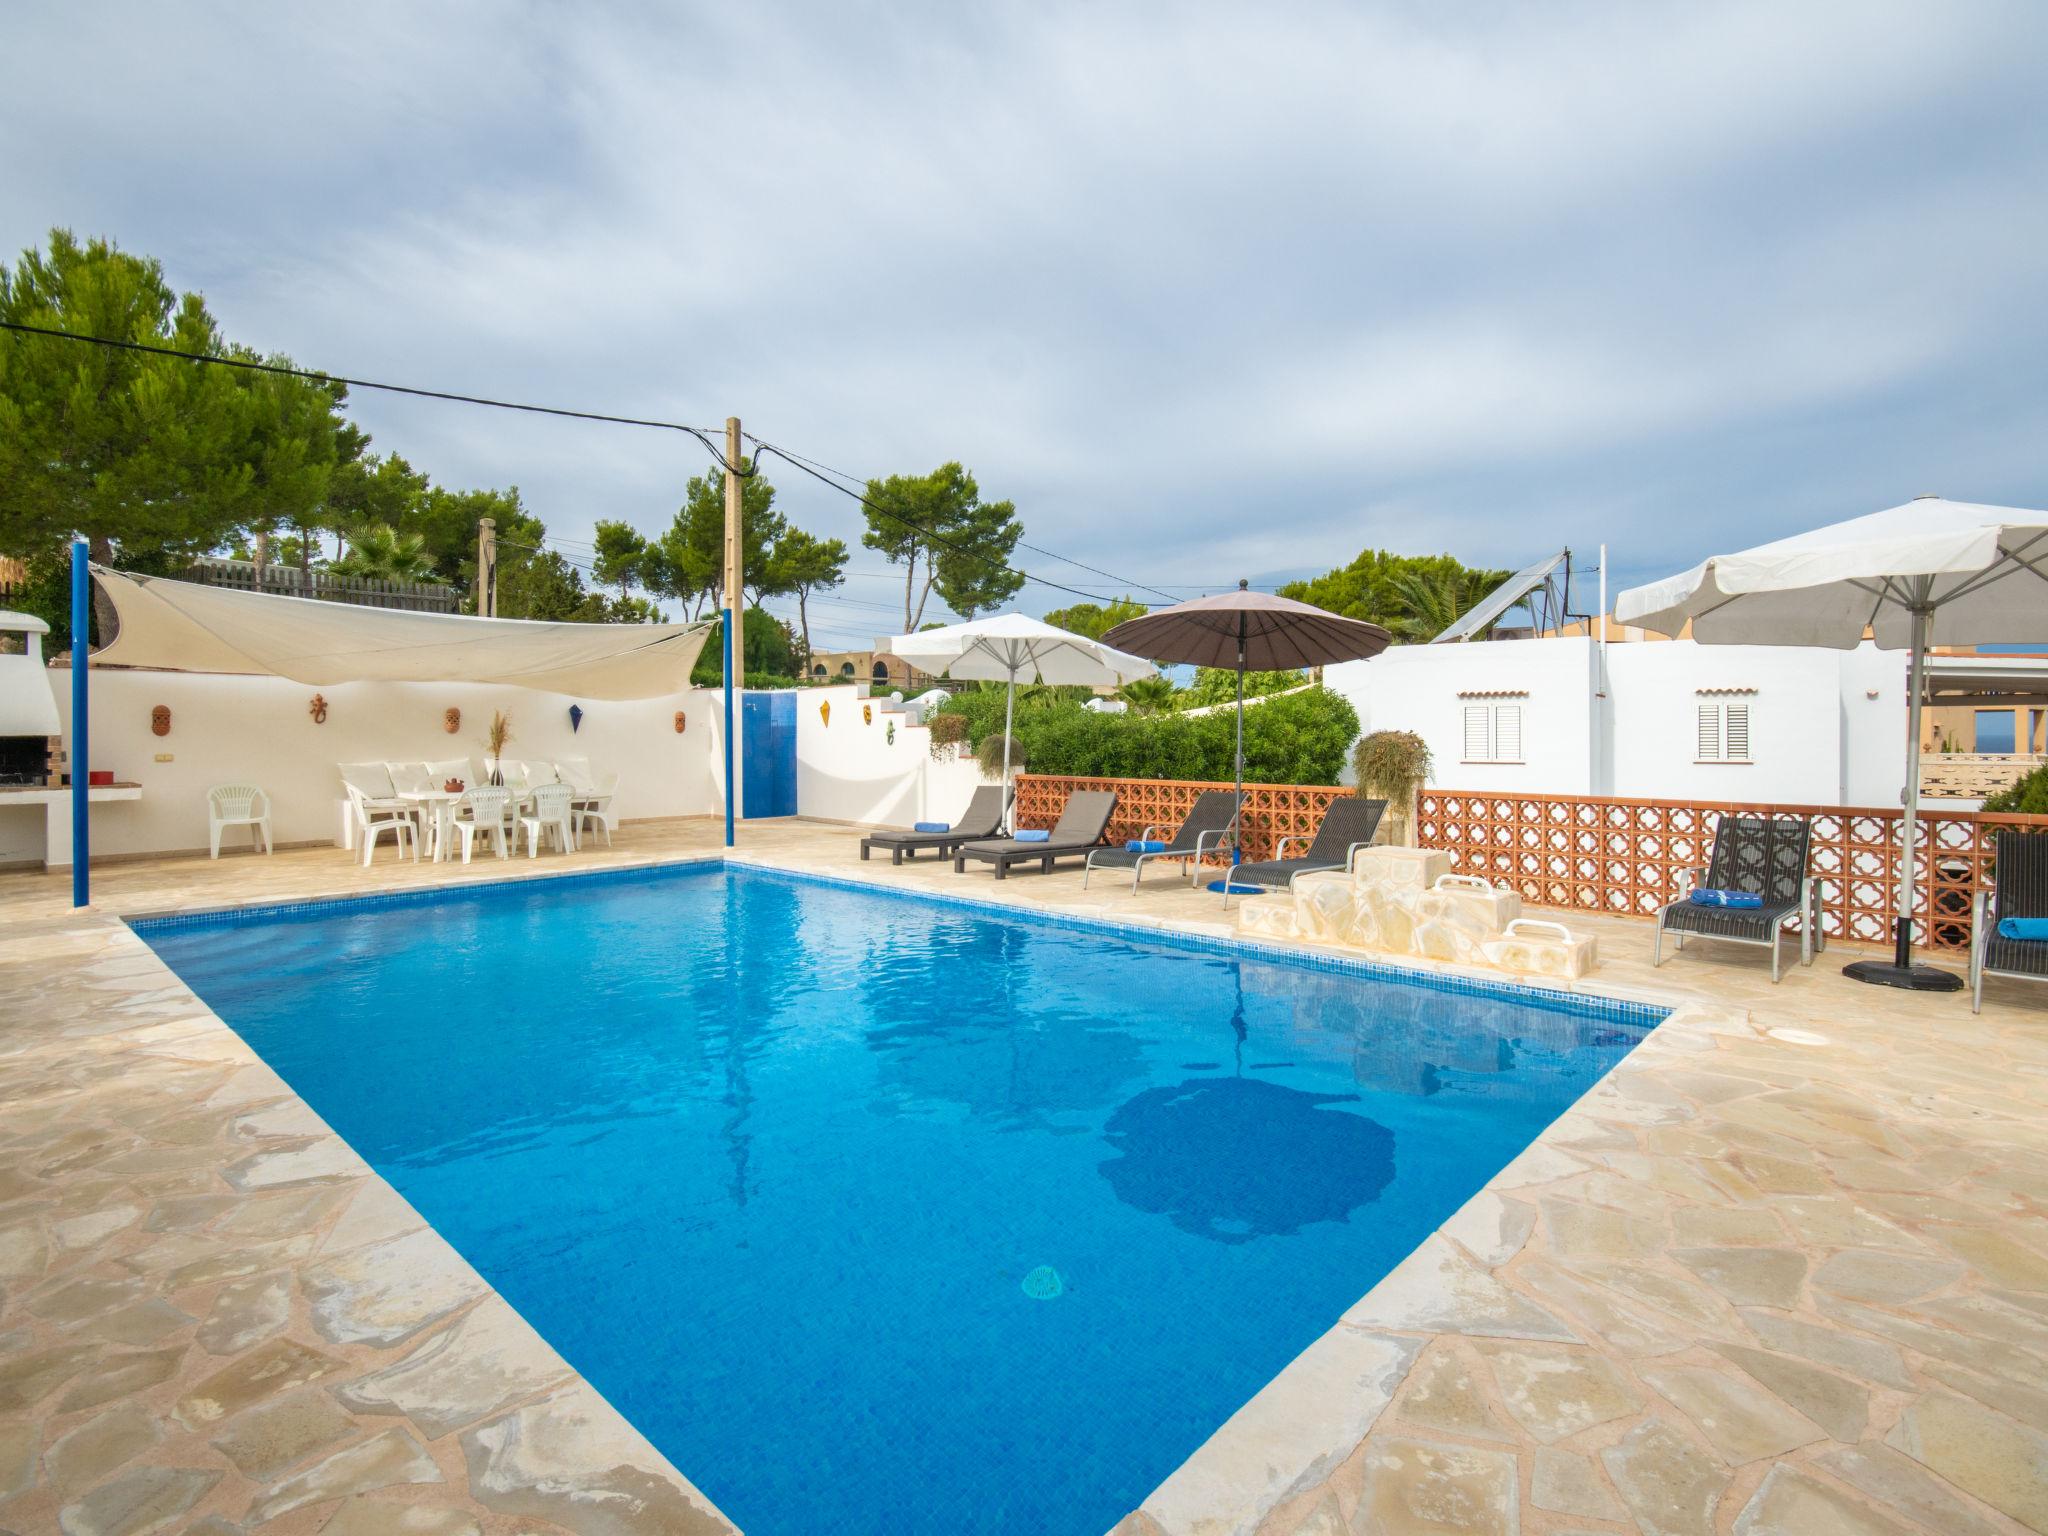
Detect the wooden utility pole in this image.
<box><xmin>476</xmin><ymin>518</ymin><xmax>497</xmax><ymax>618</ymax></box>
<box><xmin>722</xmin><ymin>417</ymin><xmax>744</xmax><ymax>837</ymax></box>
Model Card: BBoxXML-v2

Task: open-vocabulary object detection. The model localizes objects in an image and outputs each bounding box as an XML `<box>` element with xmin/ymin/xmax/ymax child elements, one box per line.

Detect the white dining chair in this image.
<box><xmin>573</xmin><ymin>772</ymin><xmax>619</xmax><ymax>848</ymax></box>
<box><xmin>345</xmin><ymin>783</ymin><xmax>417</xmax><ymax>866</ymax></box>
<box><xmin>207</xmin><ymin>784</ymin><xmax>274</xmax><ymax>858</ymax></box>
<box><xmin>450</xmin><ymin>786</ymin><xmax>511</xmax><ymax>864</ymax></box>
<box><xmin>519</xmin><ymin>782</ymin><xmax>577</xmax><ymax>858</ymax></box>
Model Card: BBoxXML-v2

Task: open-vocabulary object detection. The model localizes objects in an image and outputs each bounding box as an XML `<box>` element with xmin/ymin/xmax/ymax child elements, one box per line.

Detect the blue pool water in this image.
<box><xmin>138</xmin><ymin>865</ymin><xmax>1657</xmax><ymax>1536</ymax></box>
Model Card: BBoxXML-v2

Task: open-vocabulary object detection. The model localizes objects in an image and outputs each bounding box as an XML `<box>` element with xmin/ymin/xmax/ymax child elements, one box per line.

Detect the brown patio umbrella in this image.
<box><xmin>1103</xmin><ymin>582</ymin><xmax>1392</xmax><ymax>873</ymax></box>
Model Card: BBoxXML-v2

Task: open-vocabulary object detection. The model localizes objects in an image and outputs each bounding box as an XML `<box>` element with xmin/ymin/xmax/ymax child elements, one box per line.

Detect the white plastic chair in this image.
<box><xmin>449</xmin><ymin>786</ymin><xmax>511</xmax><ymax>864</ymax></box>
<box><xmin>207</xmin><ymin>784</ymin><xmax>273</xmax><ymax>858</ymax></box>
<box><xmin>573</xmin><ymin>772</ymin><xmax>619</xmax><ymax>848</ymax></box>
<box><xmin>519</xmin><ymin>782</ymin><xmax>577</xmax><ymax>858</ymax></box>
<box><xmin>346</xmin><ymin>783</ymin><xmax>417</xmax><ymax>866</ymax></box>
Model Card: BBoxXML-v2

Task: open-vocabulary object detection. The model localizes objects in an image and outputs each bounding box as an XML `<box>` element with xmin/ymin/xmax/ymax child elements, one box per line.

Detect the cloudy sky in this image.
<box><xmin>7</xmin><ymin>1</ymin><xmax>2045</xmax><ymax>648</ymax></box>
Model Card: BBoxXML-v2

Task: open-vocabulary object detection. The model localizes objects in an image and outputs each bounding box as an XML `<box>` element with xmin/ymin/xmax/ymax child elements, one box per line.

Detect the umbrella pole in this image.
<box><xmin>1002</xmin><ymin>671</ymin><xmax>1016</xmax><ymax>833</ymax></box>
<box><xmin>1846</xmin><ymin>598</ymin><xmax>1963</xmax><ymax>991</ymax></box>
<box><xmin>1234</xmin><ymin>618</ymin><xmax>1246</xmax><ymax>867</ymax></box>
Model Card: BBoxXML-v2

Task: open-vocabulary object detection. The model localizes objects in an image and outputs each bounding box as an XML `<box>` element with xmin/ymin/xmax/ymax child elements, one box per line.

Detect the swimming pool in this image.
<box><xmin>137</xmin><ymin>863</ymin><xmax>1659</xmax><ymax>1536</ymax></box>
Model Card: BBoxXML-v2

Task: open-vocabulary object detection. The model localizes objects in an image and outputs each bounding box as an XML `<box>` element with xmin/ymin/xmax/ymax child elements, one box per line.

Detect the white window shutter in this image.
<box><xmin>1725</xmin><ymin>703</ymin><xmax>1750</xmax><ymax>761</ymax></box>
<box><xmin>1496</xmin><ymin>704</ymin><xmax>1522</xmax><ymax>761</ymax></box>
<box><xmin>1464</xmin><ymin>704</ymin><xmax>1491</xmax><ymax>760</ymax></box>
<box><xmin>1697</xmin><ymin>703</ymin><xmax>1721</xmax><ymax>760</ymax></box>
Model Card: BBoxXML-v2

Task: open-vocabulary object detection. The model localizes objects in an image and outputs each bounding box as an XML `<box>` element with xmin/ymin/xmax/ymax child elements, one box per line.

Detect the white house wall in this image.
<box><xmin>794</xmin><ymin>684</ymin><xmax>986</xmax><ymax>828</ymax></box>
<box><xmin>29</xmin><ymin>668</ymin><xmax>722</xmax><ymax>866</ymax></box>
<box><xmin>1327</xmin><ymin>637</ymin><xmax>1919</xmax><ymax>809</ymax></box>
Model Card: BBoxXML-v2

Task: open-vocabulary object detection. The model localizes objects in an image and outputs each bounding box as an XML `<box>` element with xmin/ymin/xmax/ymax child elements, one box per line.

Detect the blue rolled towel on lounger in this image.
<box><xmin>1999</xmin><ymin>917</ymin><xmax>2048</xmax><ymax>941</ymax></box>
<box><xmin>913</xmin><ymin>821</ymin><xmax>949</xmax><ymax>833</ymax></box>
<box><xmin>1126</xmin><ymin>839</ymin><xmax>1167</xmax><ymax>853</ymax></box>
<box><xmin>1689</xmin><ymin>887</ymin><xmax>1763</xmax><ymax>908</ymax></box>
<box><xmin>1014</xmin><ymin>829</ymin><xmax>1050</xmax><ymax>843</ymax></box>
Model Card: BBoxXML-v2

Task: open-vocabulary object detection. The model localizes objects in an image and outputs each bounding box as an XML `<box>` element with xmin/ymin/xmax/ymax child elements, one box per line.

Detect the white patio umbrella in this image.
<box><xmin>1617</xmin><ymin>496</ymin><xmax>2048</xmax><ymax>991</ymax></box>
<box><xmin>878</xmin><ymin>613</ymin><xmax>1157</xmax><ymax>823</ymax></box>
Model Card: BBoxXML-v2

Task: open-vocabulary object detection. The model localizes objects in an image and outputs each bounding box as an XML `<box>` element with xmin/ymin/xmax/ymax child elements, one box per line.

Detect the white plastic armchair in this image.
<box><xmin>345</xmin><ymin>783</ymin><xmax>417</xmax><ymax>866</ymax></box>
<box><xmin>208</xmin><ymin>784</ymin><xmax>273</xmax><ymax>858</ymax></box>
<box><xmin>450</xmin><ymin>786</ymin><xmax>511</xmax><ymax>864</ymax></box>
<box><xmin>572</xmin><ymin>772</ymin><xmax>619</xmax><ymax>848</ymax></box>
<box><xmin>519</xmin><ymin>782</ymin><xmax>577</xmax><ymax>857</ymax></box>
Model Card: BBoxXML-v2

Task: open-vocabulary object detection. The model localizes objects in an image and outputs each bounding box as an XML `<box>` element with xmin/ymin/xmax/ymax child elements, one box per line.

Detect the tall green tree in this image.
<box><xmin>861</xmin><ymin>461</ymin><xmax>1024</xmax><ymax>627</ymax></box>
<box><xmin>766</xmin><ymin>527</ymin><xmax>847</xmax><ymax>670</ymax></box>
<box><xmin>592</xmin><ymin>519</ymin><xmax>651</xmax><ymax>597</ymax></box>
<box><xmin>331</xmin><ymin>523</ymin><xmax>437</xmax><ymax>582</ymax></box>
<box><xmin>1043</xmin><ymin>595</ymin><xmax>1146</xmax><ymax>640</ymax></box>
<box><xmin>1278</xmin><ymin>549</ymin><xmax>1511</xmax><ymax>638</ymax></box>
<box><xmin>650</xmin><ymin>457</ymin><xmax>785</xmax><ymax>617</ymax></box>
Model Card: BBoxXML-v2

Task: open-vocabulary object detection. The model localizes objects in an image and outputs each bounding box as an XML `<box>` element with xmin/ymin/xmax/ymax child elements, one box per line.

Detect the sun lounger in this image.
<box><xmin>1083</xmin><ymin>789</ymin><xmax>1242</xmax><ymax>892</ymax></box>
<box><xmin>1972</xmin><ymin>829</ymin><xmax>2048</xmax><ymax>1013</ymax></box>
<box><xmin>1652</xmin><ymin>813</ymin><xmax>1821</xmax><ymax>983</ymax></box>
<box><xmin>954</xmin><ymin>790</ymin><xmax>1119</xmax><ymax>879</ymax></box>
<box><xmin>860</xmin><ymin>785</ymin><xmax>1009</xmax><ymax>865</ymax></box>
<box><xmin>1221</xmin><ymin>796</ymin><xmax>1386</xmax><ymax>907</ymax></box>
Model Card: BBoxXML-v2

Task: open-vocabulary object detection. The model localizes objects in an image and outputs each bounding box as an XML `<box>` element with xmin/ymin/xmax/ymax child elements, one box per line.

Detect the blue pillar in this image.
<box><xmin>71</xmin><ymin>540</ymin><xmax>89</xmax><ymax>908</ymax></box>
<box><xmin>722</xmin><ymin>608</ymin><xmax>735</xmax><ymax>847</ymax></box>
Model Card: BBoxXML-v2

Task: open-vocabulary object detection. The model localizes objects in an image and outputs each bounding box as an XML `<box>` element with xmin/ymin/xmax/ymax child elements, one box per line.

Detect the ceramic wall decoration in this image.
<box><xmin>863</xmin><ymin>704</ymin><xmax>873</xmax><ymax>725</ymax></box>
<box><xmin>674</xmin><ymin>711</ymin><xmax>687</xmax><ymax>733</ymax></box>
<box><xmin>149</xmin><ymin>705</ymin><xmax>171</xmax><ymax>737</ymax></box>
<box><xmin>569</xmin><ymin>703</ymin><xmax>584</xmax><ymax>733</ymax></box>
<box><xmin>820</xmin><ymin>700</ymin><xmax>831</xmax><ymax>726</ymax></box>
<box><xmin>309</xmin><ymin>694</ymin><xmax>328</xmax><ymax>724</ymax></box>
<box><xmin>886</xmin><ymin>721</ymin><xmax>896</xmax><ymax>745</ymax></box>
<box><xmin>444</xmin><ymin>707</ymin><xmax>461</xmax><ymax>733</ymax></box>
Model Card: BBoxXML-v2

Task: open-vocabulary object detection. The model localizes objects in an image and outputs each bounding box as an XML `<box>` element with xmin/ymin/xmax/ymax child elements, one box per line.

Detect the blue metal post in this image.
<box><xmin>71</xmin><ymin>540</ymin><xmax>89</xmax><ymax>907</ymax></box>
<box><xmin>722</xmin><ymin>608</ymin><xmax>736</xmax><ymax>847</ymax></box>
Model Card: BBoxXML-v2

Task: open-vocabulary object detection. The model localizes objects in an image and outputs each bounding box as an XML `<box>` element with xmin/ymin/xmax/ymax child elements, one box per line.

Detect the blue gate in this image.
<box><xmin>741</xmin><ymin>690</ymin><xmax>797</xmax><ymax>818</ymax></box>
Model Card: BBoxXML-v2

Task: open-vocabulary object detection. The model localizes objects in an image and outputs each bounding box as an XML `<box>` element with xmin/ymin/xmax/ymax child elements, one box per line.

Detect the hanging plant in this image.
<box><xmin>974</xmin><ymin>733</ymin><xmax>1025</xmax><ymax>781</ymax></box>
<box><xmin>1351</xmin><ymin>730</ymin><xmax>1432</xmax><ymax>818</ymax></box>
<box><xmin>928</xmin><ymin>713</ymin><xmax>968</xmax><ymax>760</ymax></box>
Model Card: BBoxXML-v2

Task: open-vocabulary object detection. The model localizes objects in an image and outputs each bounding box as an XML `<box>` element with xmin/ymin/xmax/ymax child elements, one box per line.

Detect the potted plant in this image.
<box><xmin>1351</xmin><ymin>730</ymin><xmax>1433</xmax><ymax>846</ymax></box>
<box><xmin>486</xmin><ymin>709</ymin><xmax>512</xmax><ymax>786</ymax></box>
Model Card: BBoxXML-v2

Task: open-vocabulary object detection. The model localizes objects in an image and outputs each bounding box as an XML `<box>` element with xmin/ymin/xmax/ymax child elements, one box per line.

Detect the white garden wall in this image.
<box><xmin>23</xmin><ymin>667</ymin><xmax>723</xmax><ymax>866</ymax></box>
<box><xmin>794</xmin><ymin>684</ymin><xmax>987</xmax><ymax>828</ymax></box>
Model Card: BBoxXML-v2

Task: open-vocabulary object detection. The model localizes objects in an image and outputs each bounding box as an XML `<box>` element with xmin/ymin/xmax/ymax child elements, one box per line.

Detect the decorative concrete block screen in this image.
<box><xmin>1417</xmin><ymin>791</ymin><xmax>2048</xmax><ymax>954</ymax></box>
<box><xmin>1011</xmin><ymin>774</ymin><xmax>1352</xmax><ymax>862</ymax></box>
<box><xmin>1014</xmin><ymin>773</ymin><xmax>2048</xmax><ymax>953</ymax></box>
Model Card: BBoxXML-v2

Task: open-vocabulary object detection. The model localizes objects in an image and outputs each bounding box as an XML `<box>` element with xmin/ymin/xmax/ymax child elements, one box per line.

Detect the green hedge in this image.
<box><xmin>1982</xmin><ymin>761</ymin><xmax>2048</xmax><ymax>815</ymax></box>
<box><xmin>932</xmin><ymin>686</ymin><xmax>1360</xmax><ymax>785</ymax></box>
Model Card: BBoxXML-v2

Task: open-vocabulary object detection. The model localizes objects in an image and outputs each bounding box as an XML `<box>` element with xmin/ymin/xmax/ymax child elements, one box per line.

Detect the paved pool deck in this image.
<box><xmin>2</xmin><ymin>816</ymin><xmax>2045</xmax><ymax>1536</ymax></box>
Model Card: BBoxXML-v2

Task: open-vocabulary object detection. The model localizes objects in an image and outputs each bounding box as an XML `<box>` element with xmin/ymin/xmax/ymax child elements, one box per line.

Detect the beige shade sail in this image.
<box><xmin>89</xmin><ymin>566</ymin><xmax>711</xmax><ymax>700</ymax></box>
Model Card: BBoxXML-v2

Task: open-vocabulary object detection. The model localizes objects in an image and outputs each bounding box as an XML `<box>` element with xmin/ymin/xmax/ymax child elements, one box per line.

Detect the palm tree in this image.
<box><xmin>333</xmin><ymin>523</ymin><xmax>438</xmax><ymax>584</ymax></box>
<box><xmin>1387</xmin><ymin>567</ymin><xmax>1489</xmax><ymax>643</ymax></box>
<box><xmin>1116</xmin><ymin>676</ymin><xmax>1178</xmax><ymax>714</ymax></box>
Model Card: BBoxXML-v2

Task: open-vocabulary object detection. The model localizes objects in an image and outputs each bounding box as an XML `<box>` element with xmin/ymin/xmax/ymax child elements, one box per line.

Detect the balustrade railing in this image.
<box><xmin>1013</xmin><ymin>772</ymin><xmax>2048</xmax><ymax>953</ymax></box>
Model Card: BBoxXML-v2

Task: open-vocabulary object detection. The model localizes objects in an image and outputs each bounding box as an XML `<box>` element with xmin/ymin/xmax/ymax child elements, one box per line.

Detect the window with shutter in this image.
<box><xmin>1464</xmin><ymin>704</ymin><xmax>1491</xmax><ymax>761</ymax></box>
<box><xmin>1697</xmin><ymin>703</ymin><xmax>1721</xmax><ymax>761</ymax></box>
<box><xmin>1495</xmin><ymin>704</ymin><xmax>1522</xmax><ymax>762</ymax></box>
<box><xmin>1724</xmin><ymin>703</ymin><xmax>1750</xmax><ymax>761</ymax></box>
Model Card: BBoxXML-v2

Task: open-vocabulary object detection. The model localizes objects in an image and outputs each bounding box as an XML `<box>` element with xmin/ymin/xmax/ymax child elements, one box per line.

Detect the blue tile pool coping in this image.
<box><xmin>127</xmin><ymin>854</ymin><xmax>1670</xmax><ymax>1032</ymax></box>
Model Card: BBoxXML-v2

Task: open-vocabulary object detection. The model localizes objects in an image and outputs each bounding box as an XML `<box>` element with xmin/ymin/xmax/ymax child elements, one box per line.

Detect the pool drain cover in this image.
<box><xmin>1021</xmin><ymin>1265</ymin><xmax>1064</xmax><ymax>1300</ymax></box>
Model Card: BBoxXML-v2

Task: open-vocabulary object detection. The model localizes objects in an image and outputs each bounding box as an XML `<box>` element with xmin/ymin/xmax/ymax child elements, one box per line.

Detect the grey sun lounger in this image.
<box><xmin>1971</xmin><ymin>828</ymin><xmax>2048</xmax><ymax>1013</ymax></box>
<box><xmin>1220</xmin><ymin>796</ymin><xmax>1386</xmax><ymax>908</ymax></box>
<box><xmin>954</xmin><ymin>790</ymin><xmax>1119</xmax><ymax>879</ymax></box>
<box><xmin>1652</xmin><ymin>813</ymin><xmax>1821</xmax><ymax>983</ymax></box>
<box><xmin>860</xmin><ymin>785</ymin><xmax>1009</xmax><ymax>865</ymax></box>
<box><xmin>1084</xmin><ymin>789</ymin><xmax>1242</xmax><ymax>893</ymax></box>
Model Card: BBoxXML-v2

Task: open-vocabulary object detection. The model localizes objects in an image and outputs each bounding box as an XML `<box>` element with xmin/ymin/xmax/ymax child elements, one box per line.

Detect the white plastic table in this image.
<box><xmin>398</xmin><ymin>789</ymin><xmax>466</xmax><ymax>863</ymax></box>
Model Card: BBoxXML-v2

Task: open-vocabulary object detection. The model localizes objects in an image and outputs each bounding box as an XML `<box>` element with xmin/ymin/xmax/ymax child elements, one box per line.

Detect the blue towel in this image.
<box><xmin>1127</xmin><ymin>839</ymin><xmax>1167</xmax><ymax>853</ymax></box>
<box><xmin>913</xmin><ymin>821</ymin><xmax>949</xmax><ymax>833</ymax></box>
<box><xmin>1999</xmin><ymin>917</ymin><xmax>2048</xmax><ymax>941</ymax></box>
<box><xmin>1206</xmin><ymin>879</ymin><xmax>1264</xmax><ymax>895</ymax></box>
<box><xmin>1689</xmin><ymin>887</ymin><xmax>1763</xmax><ymax>909</ymax></box>
<box><xmin>1014</xmin><ymin>829</ymin><xmax>1050</xmax><ymax>843</ymax></box>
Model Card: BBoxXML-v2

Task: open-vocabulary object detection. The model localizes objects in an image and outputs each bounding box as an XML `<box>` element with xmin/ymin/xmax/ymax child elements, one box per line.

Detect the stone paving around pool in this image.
<box><xmin>3</xmin><ymin>816</ymin><xmax>2046</xmax><ymax>1535</ymax></box>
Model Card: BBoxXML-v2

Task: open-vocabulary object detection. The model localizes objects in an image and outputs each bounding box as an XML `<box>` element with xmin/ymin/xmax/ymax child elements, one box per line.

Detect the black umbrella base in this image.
<box><xmin>1844</xmin><ymin>960</ymin><xmax>1964</xmax><ymax>992</ymax></box>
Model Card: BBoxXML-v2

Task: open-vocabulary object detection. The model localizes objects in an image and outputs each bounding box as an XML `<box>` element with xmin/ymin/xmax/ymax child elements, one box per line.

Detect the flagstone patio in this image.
<box><xmin>1</xmin><ymin>818</ymin><xmax>2044</xmax><ymax>1535</ymax></box>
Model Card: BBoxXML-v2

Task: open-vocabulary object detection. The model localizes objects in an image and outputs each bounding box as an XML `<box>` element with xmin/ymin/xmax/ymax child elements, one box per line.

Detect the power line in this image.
<box><xmin>746</xmin><ymin>432</ymin><xmax>1182</xmax><ymax>606</ymax></box>
<box><xmin>0</xmin><ymin>319</ymin><xmax>732</xmax><ymax>467</ymax></box>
